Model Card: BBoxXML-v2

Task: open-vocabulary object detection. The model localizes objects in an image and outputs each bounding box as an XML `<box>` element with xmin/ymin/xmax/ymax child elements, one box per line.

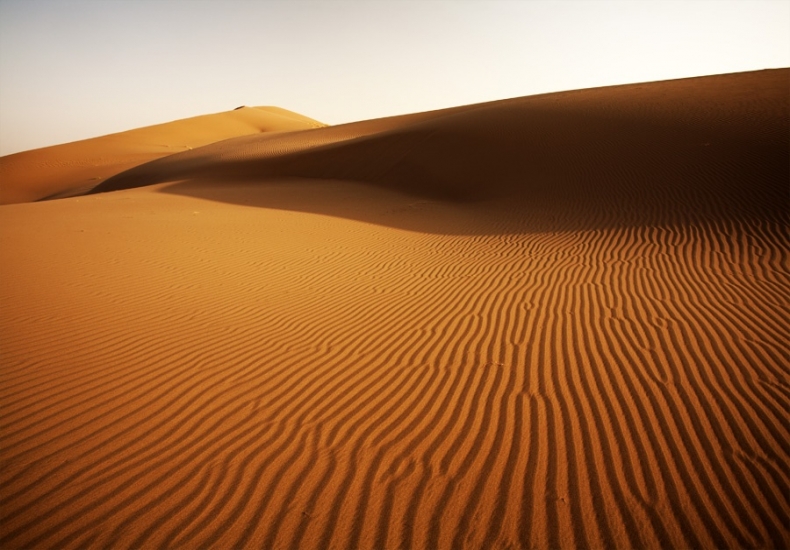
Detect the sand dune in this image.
<box><xmin>0</xmin><ymin>69</ymin><xmax>788</xmax><ymax>549</ymax></box>
<box><xmin>0</xmin><ymin>106</ymin><xmax>324</xmax><ymax>204</ymax></box>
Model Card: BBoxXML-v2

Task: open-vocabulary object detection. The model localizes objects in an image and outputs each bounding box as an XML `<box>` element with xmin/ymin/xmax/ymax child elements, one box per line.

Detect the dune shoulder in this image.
<box><xmin>0</xmin><ymin>106</ymin><xmax>325</xmax><ymax>204</ymax></box>
<box><xmin>93</xmin><ymin>69</ymin><xmax>789</xmax><ymax>230</ymax></box>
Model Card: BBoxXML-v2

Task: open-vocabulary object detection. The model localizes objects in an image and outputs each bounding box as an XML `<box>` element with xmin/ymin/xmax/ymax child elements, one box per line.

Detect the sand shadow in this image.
<box><xmin>92</xmin><ymin>100</ymin><xmax>788</xmax><ymax>236</ymax></box>
<box><xmin>155</xmin><ymin>159</ymin><xmax>787</xmax><ymax>237</ymax></box>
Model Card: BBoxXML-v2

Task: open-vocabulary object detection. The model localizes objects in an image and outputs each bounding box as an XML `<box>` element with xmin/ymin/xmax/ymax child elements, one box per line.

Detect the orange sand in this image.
<box><xmin>0</xmin><ymin>106</ymin><xmax>324</xmax><ymax>204</ymax></box>
<box><xmin>1</xmin><ymin>69</ymin><xmax>788</xmax><ymax>549</ymax></box>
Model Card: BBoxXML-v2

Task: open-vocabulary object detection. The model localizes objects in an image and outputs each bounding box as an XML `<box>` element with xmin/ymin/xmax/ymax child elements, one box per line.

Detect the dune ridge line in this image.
<box><xmin>0</xmin><ymin>69</ymin><xmax>788</xmax><ymax>549</ymax></box>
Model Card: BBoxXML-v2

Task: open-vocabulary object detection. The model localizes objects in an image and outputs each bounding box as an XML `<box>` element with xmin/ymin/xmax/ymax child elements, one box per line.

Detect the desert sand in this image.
<box><xmin>0</xmin><ymin>106</ymin><xmax>325</xmax><ymax>204</ymax></box>
<box><xmin>0</xmin><ymin>69</ymin><xmax>788</xmax><ymax>549</ymax></box>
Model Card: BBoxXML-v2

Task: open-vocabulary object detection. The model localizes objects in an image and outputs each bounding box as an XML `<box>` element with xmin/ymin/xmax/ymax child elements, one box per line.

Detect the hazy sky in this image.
<box><xmin>0</xmin><ymin>0</ymin><xmax>788</xmax><ymax>155</ymax></box>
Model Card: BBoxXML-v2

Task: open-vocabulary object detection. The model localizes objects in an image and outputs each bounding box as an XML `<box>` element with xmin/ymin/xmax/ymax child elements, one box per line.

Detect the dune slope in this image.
<box><xmin>1</xmin><ymin>70</ymin><xmax>788</xmax><ymax>549</ymax></box>
<box><xmin>95</xmin><ymin>70</ymin><xmax>787</xmax><ymax>227</ymax></box>
<box><xmin>0</xmin><ymin>106</ymin><xmax>324</xmax><ymax>204</ymax></box>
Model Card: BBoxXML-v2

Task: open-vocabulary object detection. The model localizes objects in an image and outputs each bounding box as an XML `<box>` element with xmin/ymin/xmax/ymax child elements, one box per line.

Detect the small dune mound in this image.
<box><xmin>0</xmin><ymin>106</ymin><xmax>325</xmax><ymax>204</ymax></box>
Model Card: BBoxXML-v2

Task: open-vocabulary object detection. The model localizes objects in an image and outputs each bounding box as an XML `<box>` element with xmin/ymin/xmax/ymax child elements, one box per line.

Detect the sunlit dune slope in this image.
<box><xmin>0</xmin><ymin>106</ymin><xmax>324</xmax><ymax>204</ymax></box>
<box><xmin>1</xmin><ymin>69</ymin><xmax>788</xmax><ymax>549</ymax></box>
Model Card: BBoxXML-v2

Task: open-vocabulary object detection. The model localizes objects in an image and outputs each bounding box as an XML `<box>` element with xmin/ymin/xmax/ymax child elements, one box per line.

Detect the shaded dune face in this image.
<box><xmin>1</xmin><ymin>69</ymin><xmax>789</xmax><ymax>549</ymax></box>
<box><xmin>93</xmin><ymin>69</ymin><xmax>788</xmax><ymax>231</ymax></box>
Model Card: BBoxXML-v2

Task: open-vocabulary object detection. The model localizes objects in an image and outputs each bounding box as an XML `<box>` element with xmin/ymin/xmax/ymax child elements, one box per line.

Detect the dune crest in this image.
<box><xmin>1</xmin><ymin>70</ymin><xmax>788</xmax><ymax>549</ymax></box>
<box><xmin>94</xmin><ymin>70</ymin><xmax>788</xmax><ymax>226</ymax></box>
<box><xmin>0</xmin><ymin>106</ymin><xmax>325</xmax><ymax>204</ymax></box>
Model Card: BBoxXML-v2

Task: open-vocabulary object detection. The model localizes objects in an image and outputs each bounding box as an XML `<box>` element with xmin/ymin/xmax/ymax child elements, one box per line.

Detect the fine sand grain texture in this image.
<box><xmin>1</xmin><ymin>69</ymin><xmax>788</xmax><ymax>549</ymax></box>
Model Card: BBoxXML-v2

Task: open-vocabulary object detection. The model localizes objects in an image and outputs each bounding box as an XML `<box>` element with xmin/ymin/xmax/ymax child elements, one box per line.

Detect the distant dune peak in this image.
<box><xmin>0</xmin><ymin>104</ymin><xmax>325</xmax><ymax>204</ymax></box>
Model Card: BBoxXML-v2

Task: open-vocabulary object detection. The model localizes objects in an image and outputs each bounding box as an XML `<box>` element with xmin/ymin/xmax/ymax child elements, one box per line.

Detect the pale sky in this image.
<box><xmin>0</xmin><ymin>0</ymin><xmax>788</xmax><ymax>156</ymax></box>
